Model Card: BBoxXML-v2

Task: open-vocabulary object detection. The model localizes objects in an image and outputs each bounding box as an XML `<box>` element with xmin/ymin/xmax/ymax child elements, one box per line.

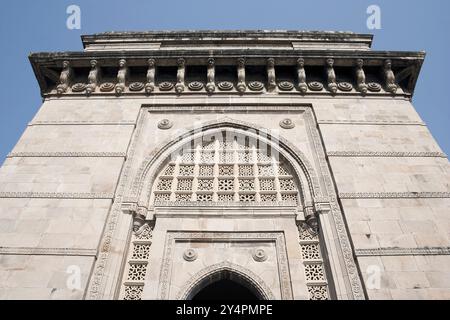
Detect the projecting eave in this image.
<box><xmin>28</xmin><ymin>48</ymin><xmax>425</xmax><ymax>98</ymax></box>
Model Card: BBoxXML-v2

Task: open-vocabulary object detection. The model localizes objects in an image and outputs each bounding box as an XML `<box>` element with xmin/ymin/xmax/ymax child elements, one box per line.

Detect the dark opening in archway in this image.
<box><xmin>192</xmin><ymin>279</ymin><xmax>260</xmax><ymax>300</ymax></box>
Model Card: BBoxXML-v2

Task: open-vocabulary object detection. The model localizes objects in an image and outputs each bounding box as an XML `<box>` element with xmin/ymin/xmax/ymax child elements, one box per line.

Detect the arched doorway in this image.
<box><xmin>188</xmin><ymin>270</ymin><xmax>264</xmax><ymax>300</ymax></box>
<box><xmin>192</xmin><ymin>279</ymin><xmax>259</xmax><ymax>300</ymax></box>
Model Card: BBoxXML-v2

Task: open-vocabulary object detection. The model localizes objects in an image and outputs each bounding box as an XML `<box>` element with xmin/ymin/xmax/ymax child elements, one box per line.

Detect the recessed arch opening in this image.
<box><xmin>187</xmin><ymin>270</ymin><xmax>264</xmax><ymax>300</ymax></box>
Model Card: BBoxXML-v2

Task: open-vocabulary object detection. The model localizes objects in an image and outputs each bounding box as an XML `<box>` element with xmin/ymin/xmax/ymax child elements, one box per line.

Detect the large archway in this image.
<box><xmin>190</xmin><ymin>270</ymin><xmax>262</xmax><ymax>301</ymax></box>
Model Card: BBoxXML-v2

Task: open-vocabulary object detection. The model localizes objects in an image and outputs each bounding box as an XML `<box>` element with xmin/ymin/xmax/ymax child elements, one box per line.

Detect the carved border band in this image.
<box><xmin>0</xmin><ymin>192</ymin><xmax>114</xmax><ymax>199</ymax></box>
<box><xmin>339</xmin><ymin>192</ymin><xmax>450</xmax><ymax>199</ymax></box>
<box><xmin>355</xmin><ymin>247</ymin><xmax>450</xmax><ymax>257</ymax></box>
<box><xmin>0</xmin><ymin>247</ymin><xmax>97</xmax><ymax>257</ymax></box>
<box><xmin>29</xmin><ymin>120</ymin><xmax>136</xmax><ymax>126</ymax></box>
<box><xmin>327</xmin><ymin>151</ymin><xmax>447</xmax><ymax>158</ymax></box>
<box><xmin>157</xmin><ymin>231</ymin><xmax>293</xmax><ymax>300</ymax></box>
<box><xmin>146</xmin><ymin>105</ymin><xmax>308</xmax><ymax>112</ymax></box>
<box><xmin>304</xmin><ymin>108</ymin><xmax>366</xmax><ymax>299</ymax></box>
<box><xmin>7</xmin><ymin>152</ymin><xmax>126</xmax><ymax>158</ymax></box>
<box><xmin>318</xmin><ymin>120</ymin><xmax>425</xmax><ymax>126</ymax></box>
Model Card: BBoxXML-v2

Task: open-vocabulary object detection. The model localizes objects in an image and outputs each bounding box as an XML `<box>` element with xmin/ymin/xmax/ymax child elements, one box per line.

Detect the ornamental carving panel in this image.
<box><xmin>151</xmin><ymin>132</ymin><xmax>301</xmax><ymax>205</ymax></box>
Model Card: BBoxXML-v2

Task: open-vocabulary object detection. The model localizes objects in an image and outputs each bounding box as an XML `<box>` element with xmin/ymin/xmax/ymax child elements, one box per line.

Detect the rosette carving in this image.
<box><xmin>308</xmin><ymin>81</ymin><xmax>323</xmax><ymax>91</ymax></box>
<box><xmin>159</xmin><ymin>81</ymin><xmax>174</xmax><ymax>91</ymax></box>
<box><xmin>337</xmin><ymin>82</ymin><xmax>353</xmax><ymax>92</ymax></box>
<box><xmin>248</xmin><ymin>81</ymin><xmax>264</xmax><ymax>91</ymax></box>
<box><xmin>71</xmin><ymin>83</ymin><xmax>86</xmax><ymax>92</ymax></box>
<box><xmin>100</xmin><ymin>82</ymin><xmax>115</xmax><ymax>92</ymax></box>
<box><xmin>278</xmin><ymin>81</ymin><xmax>294</xmax><ymax>91</ymax></box>
<box><xmin>129</xmin><ymin>82</ymin><xmax>144</xmax><ymax>91</ymax></box>
<box><xmin>188</xmin><ymin>81</ymin><xmax>204</xmax><ymax>91</ymax></box>
<box><xmin>367</xmin><ymin>82</ymin><xmax>381</xmax><ymax>92</ymax></box>
<box><xmin>218</xmin><ymin>81</ymin><xmax>233</xmax><ymax>91</ymax></box>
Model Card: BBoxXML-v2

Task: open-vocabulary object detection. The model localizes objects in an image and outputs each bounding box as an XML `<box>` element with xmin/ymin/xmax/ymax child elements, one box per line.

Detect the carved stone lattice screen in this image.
<box><xmin>152</xmin><ymin>134</ymin><xmax>300</xmax><ymax>205</ymax></box>
<box><xmin>121</xmin><ymin>223</ymin><xmax>153</xmax><ymax>300</ymax></box>
<box><xmin>298</xmin><ymin>222</ymin><xmax>329</xmax><ymax>300</ymax></box>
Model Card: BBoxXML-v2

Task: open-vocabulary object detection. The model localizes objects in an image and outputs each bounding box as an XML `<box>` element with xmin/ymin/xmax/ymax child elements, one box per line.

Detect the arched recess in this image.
<box><xmin>176</xmin><ymin>261</ymin><xmax>276</xmax><ymax>300</ymax></box>
<box><xmin>127</xmin><ymin>117</ymin><xmax>322</xmax><ymax>209</ymax></box>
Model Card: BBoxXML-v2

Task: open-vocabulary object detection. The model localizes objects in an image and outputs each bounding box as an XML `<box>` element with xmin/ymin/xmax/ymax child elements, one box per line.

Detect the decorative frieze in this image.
<box><xmin>0</xmin><ymin>192</ymin><xmax>114</xmax><ymax>199</ymax></box>
<box><xmin>355</xmin><ymin>247</ymin><xmax>450</xmax><ymax>257</ymax></box>
<box><xmin>318</xmin><ymin>119</ymin><xmax>426</xmax><ymax>126</ymax></box>
<box><xmin>339</xmin><ymin>192</ymin><xmax>450</xmax><ymax>199</ymax></box>
<box><xmin>7</xmin><ymin>151</ymin><xmax>127</xmax><ymax>158</ymax></box>
<box><xmin>327</xmin><ymin>151</ymin><xmax>447</xmax><ymax>158</ymax></box>
<box><xmin>0</xmin><ymin>247</ymin><xmax>97</xmax><ymax>257</ymax></box>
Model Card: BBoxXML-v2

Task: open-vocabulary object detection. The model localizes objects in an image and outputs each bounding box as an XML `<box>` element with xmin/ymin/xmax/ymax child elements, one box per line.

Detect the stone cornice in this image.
<box><xmin>29</xmin><ymin>47</ymin><xmax>425</xmax><ymax>98</ymax></box>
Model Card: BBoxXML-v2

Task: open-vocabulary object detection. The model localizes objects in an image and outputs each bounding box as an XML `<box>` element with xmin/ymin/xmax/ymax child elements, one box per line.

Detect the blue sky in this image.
<box><xmin>0</xmin><ymin>0</ymin><xmax>449</xmax><ymax>163</ymax></box>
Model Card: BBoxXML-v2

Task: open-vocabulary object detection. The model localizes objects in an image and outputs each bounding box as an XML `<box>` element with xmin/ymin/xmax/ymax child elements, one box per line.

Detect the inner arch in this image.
<box><xmin>188</xmin><ymin>270</ymin><xmax>264</xmax><ymax>300</ymax></box>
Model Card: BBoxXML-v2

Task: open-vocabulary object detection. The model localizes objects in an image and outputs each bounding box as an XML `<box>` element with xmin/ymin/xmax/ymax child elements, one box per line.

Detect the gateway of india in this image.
<box><xmin>0</xmin><ymin>30</ymin><xmax>449</xmax><ymax>300</ymax></box>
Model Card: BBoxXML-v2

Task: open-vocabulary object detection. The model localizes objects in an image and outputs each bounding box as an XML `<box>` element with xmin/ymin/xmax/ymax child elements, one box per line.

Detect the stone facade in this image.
<box><xmin>0</xmin><ymin>31</ymin><xmax>448</xmax><ymax>300</ymax></box>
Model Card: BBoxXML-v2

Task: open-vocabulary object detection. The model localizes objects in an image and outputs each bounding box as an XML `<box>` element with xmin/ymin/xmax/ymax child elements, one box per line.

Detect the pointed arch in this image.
<box><xmin>127</xmin><ymin>117</ymin><xmax>321</xmax><ymax>207</ymax></box>
<box><xmin>176</xmin><ymin>261</ymin><xmax>276</xmax><ymax>300</ymax></box>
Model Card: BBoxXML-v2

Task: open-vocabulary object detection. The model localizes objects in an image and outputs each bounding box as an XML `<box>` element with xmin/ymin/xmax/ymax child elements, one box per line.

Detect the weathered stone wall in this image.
<box><xmin>0</xmin><ymin>98</ymin><xmax>139</xmax><ymax>299</ymax></box>
<box><xmin>317</xmin><ymin>98</ymin><xmax>450</xmax><ymax>299</ymax></box>
<box><xmin>0</xmin><ymin>93</ymin><xmax>448</xmax><ymax>300</ymax></box>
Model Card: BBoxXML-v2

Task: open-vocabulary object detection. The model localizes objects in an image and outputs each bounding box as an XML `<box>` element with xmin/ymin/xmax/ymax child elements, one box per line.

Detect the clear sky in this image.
<box><xmin>0</xmin><ymin>0</ymin><xmax>449</xmax><ymax>163</ymax></box>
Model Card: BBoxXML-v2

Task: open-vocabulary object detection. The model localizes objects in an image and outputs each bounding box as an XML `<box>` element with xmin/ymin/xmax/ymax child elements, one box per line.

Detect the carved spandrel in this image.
<box><xmin>267</xmin><ymin>58</ymin><xmax>276</xmax><ymax>91</ymax></box>
<box><xmin>175</xmin><ymin>58</ymin><xmax>185</xmax><ymax>94</ymax></box>
<box><xmin>86</xmin><ymin>59</ymin><xmax>100</xmax><ymax>95</ymax></box>
<box><xmin>297</xmin><ymin>58</ymin><xmax>307</xmax><ymax>94</ymax></box>
<box><xmin>56</xmin><ymin>60</ymin><xmax>72</xmax><ymax>95</ymax></box>
<box><xmin>145</xmin><ymin>58</ymin><xmax>156</xmax><ymax>94</ymax></box>
<box><xmin>355</xmin><ymin>58</ymin><xmax>367</xmax><ymax>94</ymax></box>
<box><xmin>236</xmin><ymin>57</ymin><xmax>246</xmax><ymax>93</ymax></box>
<box><xmin>115</xmin><ymin>59</ymin><xmax>128</xmax><ymax>95</ymax></box>
<box><xmin>326</xmin><ymin>58</ymin><xmax>337</xmax><ymax>94</ymax></box>
<box><xmin>206</xmin><ymin>58</ymin><xmax>215</xmax><ymax>93</ymax></box>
